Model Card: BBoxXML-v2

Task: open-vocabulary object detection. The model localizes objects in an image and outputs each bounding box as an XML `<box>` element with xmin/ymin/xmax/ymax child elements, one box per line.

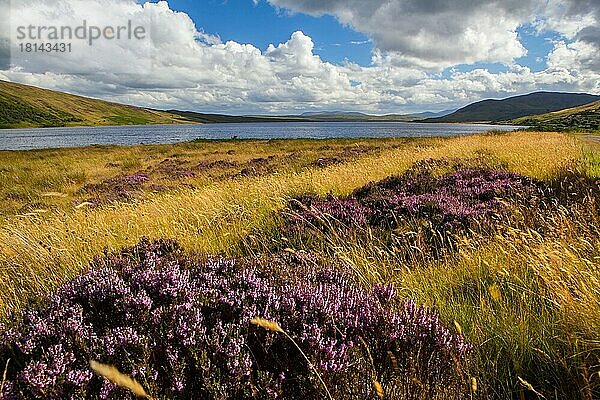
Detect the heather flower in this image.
<box><xmin>0</xmin><ymin>239</ymin><xmax>468</xmax><ymax>399</ymax></box>
<box><xmin>282</xmin><ymin>160</ymin><xmax>546</xmax><ymax>259</ymax></box>
<box><xmin>80</xmin><ymin>172</ymin><xmax>150</xmax><ymax>205</ymax></box>
<box><xmin>285</xmin><ymin>194</ymin><xmax>372</xmax><ymax>231</ymax></box>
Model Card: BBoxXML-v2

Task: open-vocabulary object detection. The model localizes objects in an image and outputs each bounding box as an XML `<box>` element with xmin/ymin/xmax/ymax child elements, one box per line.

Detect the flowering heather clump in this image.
<box><xmin>80</xmin><ymin>172</ymin><xmax>150</xmax><ymax>205</ymax></box>
<box><xmin>286</xmin><ymin>193</ymin><xmax>373</xmax><ymax>228</ymax></box>
<box><xmin>285</xmin><ymin>160</ymin><xmax>542</xmax><ymax>237</ymax></box>
<box><xmin>361</xmin><ymin>167</ymin><xmax>539</xmax><ymax>230</ymax></box>
<box><xmin>0</xmin><ymin>239</ymin><xmax>469</xmax><ymax>399</ymax></box>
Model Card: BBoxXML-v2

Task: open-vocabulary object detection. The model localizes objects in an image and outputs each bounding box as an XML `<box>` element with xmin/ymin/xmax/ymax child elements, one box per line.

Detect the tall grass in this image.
<box><xmin>1</xmin><ymin>131</ymin><xmax>597</xmax><ymax>398</ymax></box>
<box><xmin>0</xmin><ymin>132</ymin><xmax>579</xmax><ymax>314</ymax></box>
<box><xmin>319</xmin><ymin>205</ymin><xmax>599</xmax><ymax>398</ymax></box>
<box><xmin>583</xmin><ymin>139</ymin><xmax>600</xmax><ymax>178</ymax></box>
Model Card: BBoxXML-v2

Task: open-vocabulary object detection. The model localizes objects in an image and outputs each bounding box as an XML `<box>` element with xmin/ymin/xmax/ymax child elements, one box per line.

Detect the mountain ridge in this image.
<box><xmin>2</xmin><ymin>80</ymin><xmax>597</xmax><ymax>129</ymax></box>
<box><xmin>422</xmin><ymin>92</ymin><xmax>600</xmax><ymax>123</ymax></box>
<box><xmin>0</xmin><ymin>80</ymin><xmax>455</xmax><ymax>128</ymax></box>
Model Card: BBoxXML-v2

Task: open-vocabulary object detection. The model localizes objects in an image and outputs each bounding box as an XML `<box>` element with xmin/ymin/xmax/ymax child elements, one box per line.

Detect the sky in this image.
<box><xmin>1</xmin><ymin>0</ymin><xmax>599</xmax><ymax>114</ymax></box>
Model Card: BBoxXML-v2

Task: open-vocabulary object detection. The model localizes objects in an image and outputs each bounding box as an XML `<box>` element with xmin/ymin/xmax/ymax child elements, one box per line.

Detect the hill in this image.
<box><xmin>300</xmin><ymin>111</ymin><xmax>368</xmax><ymax>117</ymax></box>
<box><xmin>0</xmin><ymin>80</ymin><xmax>449</xmax><ymax>128</ymax></box>
<box><xmin>290</xmin><ymin>112</ymin><xmax>416</xmax><ymax>122</ymax></box>
<box><xmin>171</xmin><ymin>110</ymin><xmax>451</xmax><ymax>123</ymax></box>
<box><xmin>509</xmin><ymin>100</ymin><xmax>600</xmax><ymax>132</ymax></box>
<box><xmin>0</xmin><ymin>80</ymin><xmax>191</xmax><ymax>129</ymax></box>
<box><xmin>0</xmin><ymin>80</ymin><xmax>467</xmax><ymax>128</ymax></box>
<box><xmin>411</xmin><ymin>109</ymin><xmax>456</xmax><ymax>118</ymax></box>
<box><xmin>294</xmin><ymin>109</ymin><xmax>456</xmax><ymax>121</ymax></box>
<box><xmin>167</xmin><ymin>110</ymin><xmax>310</xmax><ymax>124</ymax></box>
<box><xmin>422</xmin><ymin>92</ymin><xmax>600</xmax><ymax>123</ymax></box>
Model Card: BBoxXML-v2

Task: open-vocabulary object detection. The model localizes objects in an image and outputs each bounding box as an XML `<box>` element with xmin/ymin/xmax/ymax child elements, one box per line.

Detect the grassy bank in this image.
<box><xmin>0</xmin><ymin>131</ymin><xmax>598</xmax><ymax>399</ymax></box>
<box><xmin>0</xmin><ymin>80</ymin><xmax>189</xmax><ymax>128</ymax></box>
<box><xmin>511</xmin><ymin>100</ymin><xmax>600</xmax><ymax>132</ymax></box>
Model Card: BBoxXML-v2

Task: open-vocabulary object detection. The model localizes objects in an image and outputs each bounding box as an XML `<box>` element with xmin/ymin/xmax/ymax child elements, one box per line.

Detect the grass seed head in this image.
<box><xmin>89</xmin><ymin>360</ymin><xmax>150</xmax><ymax>399</ymax></box>
<box><xmin>250</xmin><ymin>317</ymin><xmax>284</xmax><ymax>333</ymax></box>
<box><xmin>373</xmin><ymin>380</ymin><xmax>384</xmax><ymax>399</ymax></box>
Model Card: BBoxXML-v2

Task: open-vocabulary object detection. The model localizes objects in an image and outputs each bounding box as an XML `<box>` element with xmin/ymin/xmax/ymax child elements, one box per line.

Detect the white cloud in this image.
<box><xmin>264</xmin><ymin>0</ymin><xmax>540</xmax><ymax>69</ymax></box>
<box><xmin>534</xmin><ymin>0</ymin><xmax>600</xmax><ymax>89</ymax></box>
<box><xmin>536</xmin><ymin>0</ymin><xmax>599</xmax><ymax>40</ymax></box>
<box><xmin>1</xmin><ymin>0</ymin><xmax>599</xmax><ymax>115</ymax></box>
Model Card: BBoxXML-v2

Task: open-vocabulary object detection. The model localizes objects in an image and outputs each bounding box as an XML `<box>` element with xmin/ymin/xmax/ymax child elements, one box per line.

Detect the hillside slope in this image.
<box><xmin>0</xmin><ymin>80</ymin><xmax>460</xmax><ymax>128</ymax></box>
<box><xmin>0</xmin><ymin>80</ymin><xmax>191</xmax><ymax>128</ymax></box>
<box><xmin>423</xmin><ymin>92</ymin><xmax>600</xmax><ymax>123</ymax></box>
<box><xmin>510</xmin><ymin>100</ymin><xmax>600</xmax><ymax>131</ymax></box>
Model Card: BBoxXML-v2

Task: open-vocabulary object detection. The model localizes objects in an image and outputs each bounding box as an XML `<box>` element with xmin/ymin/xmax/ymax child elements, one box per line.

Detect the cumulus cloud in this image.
<box><xmin>537</xmin><ymin>0</ymin><xmax>599</xmax><ymax>40</ymax></box>
<box><xmin>535</xmin><ymin>0</ymin><xmax>600</xmax><ymax>87</ymax></box>
<box><xmin>1</xmin><ymin>0</ymin><xmax>599</xmax><ymax>115</ymax></box>
<box><xmin>264</xmin><ymin>0</ymin><xmax>541</xmax><ymax>69</ymax></box>
<box><xmin>266</xmin><ymin>0</ymin><xmax>600</xmax><ymax>72</ymax></box>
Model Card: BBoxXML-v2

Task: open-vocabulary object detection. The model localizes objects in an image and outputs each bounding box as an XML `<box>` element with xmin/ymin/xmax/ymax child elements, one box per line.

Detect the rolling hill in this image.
<box><xmin>0</xmin><ymin>80</ymin><xmax>191</xmax><ymax>129</ymax></box>
<box><xmin>0</xmin><ymin>80</ymin><xmax>459</xmax><ymax>128</ymax></box>
<box><xmin>289</xmin><ymin>109</ymin><xmax>456</xmax><ymax>121</ymax></box>
<box><xmin>422</xmin><ymin>92</ymin><xmax>600</xmax><ymax>123</ymax></box>
<box><xmin>7</xmin><ymin>80</ymin><xmax>595</xmax><ymax>130</ymax></box>
<box><xmin>509</xmin><ymin>100</ymin><xmax>600</xmax><ymax>132</ymax></box>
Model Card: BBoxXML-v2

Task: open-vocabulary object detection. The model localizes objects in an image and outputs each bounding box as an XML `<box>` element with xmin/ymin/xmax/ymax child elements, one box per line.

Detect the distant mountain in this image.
<box><xmin>0</xmin><ymin>80</ymin><xmax>445</xmax><ymax>128</ymax></box>
<box><xmin>412</xmin><ymin>109</ymin><xmax>456</xmax><ymax>118</ymax></box>
<box><xmin>0</xmin><ymin>80</ymin><xmax>189</xmax><ymax>129</ymax></box>
<box><xmin>296</xmin><ymin>110</ymin><xmax>456</xmax><ymax>121</ymax></box>
<box><xmin>243</xmin><ymin>111</ymin><xmax>417</xmax><ymax>122</ymax></box>
<box><xmin>422</xmin><ymin>92</ymin><xmax>600</xmax><ymax>123</ymax></box>
<box><xmin>292</xmin><ymin>113</ymin><xmax>415</xmax><ymax>122</ymax></box>
<box><xmin>300</xmin><ymin>111</ymin><xmax>368</xmax><ymax>117</ymax></box>
<box><xmin>167</xmin><ymin>110</ymin><xmax>308</xmax><ymax>124</ymax></box>
<box><xmin>509</xmin><ymin>100</ymin><xmax>600</xmax><ymax>132</ymax></box>
<box><xmin>0</xmin><ymin>80</ymin><xmax>313</xmax><ymax>128</ymax></box>
<box><xmin>0</xmin><ymin>79</ymin><xmax>489</xmax><ymax>129</ymax></box>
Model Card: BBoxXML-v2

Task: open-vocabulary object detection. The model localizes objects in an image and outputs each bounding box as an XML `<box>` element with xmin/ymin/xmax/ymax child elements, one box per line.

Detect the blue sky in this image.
<box><xmin>167</xmin><ymin>0</ymin><xmax>374</xmax><ymax>66</ymax></box>
<box><xmin>165</xmin><ymin>0</ymin><xmax>569</xmax><ymax>75</ymax></box>
<box><xmin>3</xmin><ymin>0</ymin><xmax>599</xmax><ymax>114</ymax></box>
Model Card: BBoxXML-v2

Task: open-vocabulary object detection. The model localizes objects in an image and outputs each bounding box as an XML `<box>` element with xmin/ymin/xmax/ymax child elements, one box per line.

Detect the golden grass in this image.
<box><xmin>0</xmin><ymin>131</ymin><xmax>581</xmax><ymax>314</ymax></box>
<box><xmin>0</xmin><ymin>138</ymin><xmax>409</xmax><ymax>215</ymax></box>
<box><xmin>1</xmin><ymin>130</ymin><xmax>598</xmax><ymax>398</ymax></box>
<box><xmin>583</xmin><ymin>136</ymin><xmax>600</xmax><ymax>178</ymax></box>
<box><xmin>325</xmin><ymin>199</ymin><xmax>600</xmax><ymax>396</ymax></box>
<box><xmin>250</xmin><ymin>318</ymin><xmax>284</xmax><ymax>333</ymax></box>
<box><xmin>89</xmin><ymin>361</ymin><xmax>151</xmax><ymax>399</ymax></box>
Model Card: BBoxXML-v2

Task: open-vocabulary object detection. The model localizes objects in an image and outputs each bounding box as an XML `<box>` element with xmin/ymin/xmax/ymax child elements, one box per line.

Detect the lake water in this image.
<box><xmin>0</xmin><ymin>122</ymin><xmax>524</xmax><ymax>150</ymax></box>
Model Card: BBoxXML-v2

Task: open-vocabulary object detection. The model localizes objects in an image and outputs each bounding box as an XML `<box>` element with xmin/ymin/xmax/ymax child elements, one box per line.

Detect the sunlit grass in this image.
<box><xmin>583</xmin><ymin>138</ymin><xmax>600</xmax><ymax>178</ymax></box>
<box><xmin>1</xmin><ymin>130</ymin><xmax>597</xmax><ymax>398</ymax></box>
<box><xmin>332</xmin><ymin>219</ymin><xmax>600</xmax><ymax>397</ymax></box>
<box><xmin>0</xmin><ymin>138</ymin><xmax>415</xmax><ymax>215</ymax></box>
<box><xmin>0</xmin><ymin>131</ymin><xmax>581</xmax><ymax>313</ymax></box>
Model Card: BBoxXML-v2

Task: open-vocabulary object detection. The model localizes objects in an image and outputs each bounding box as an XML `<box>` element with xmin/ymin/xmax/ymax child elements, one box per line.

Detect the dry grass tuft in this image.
<box><xmin>250</xmin><ymin>317</ymin><xmax>284</xmax><ymax>333</ymax></box>
<box><xmin>89</xmin><ymin>360</ymin><xmax>151</xmax><ymax>399</ymax></box>
<box><xmin>373</xmin><ymin>380</ymin><xmax>385</xmax><ymax>399</ymax></box>
<box><xmin>0</xmin><ymin>359</ymin><xmax>9</xmax><ymax>398</ymax></box>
